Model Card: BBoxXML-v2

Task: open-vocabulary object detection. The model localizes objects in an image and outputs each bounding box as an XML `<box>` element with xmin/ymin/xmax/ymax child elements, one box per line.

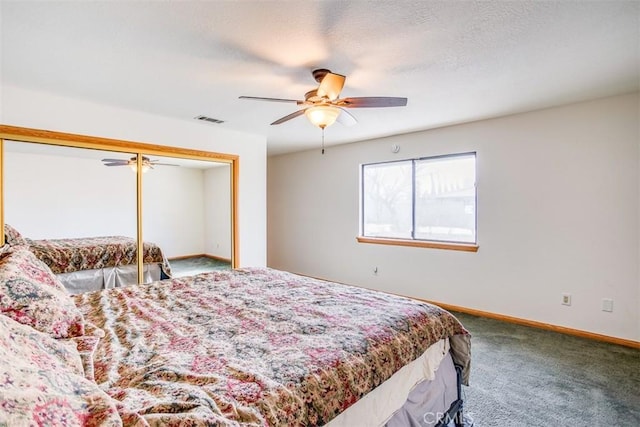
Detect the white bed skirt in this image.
<box><xmin>328</xmin><ymin>338</ymin><xmax>458</xmax><ymax>427</ymax></box>
<box><xmin>57</xmin><ymin>263</ymin><xmax>162</xmax><ymax>294</ymax></box>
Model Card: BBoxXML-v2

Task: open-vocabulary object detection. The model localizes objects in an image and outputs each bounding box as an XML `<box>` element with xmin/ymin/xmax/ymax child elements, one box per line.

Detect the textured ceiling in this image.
<box><xmin>1</xmin><ymin>1</ymin><xmax>638</xmax><ymax>155</ymax></box>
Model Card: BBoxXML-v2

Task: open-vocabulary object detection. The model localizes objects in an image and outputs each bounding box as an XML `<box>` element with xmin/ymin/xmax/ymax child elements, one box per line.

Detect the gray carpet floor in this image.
<box><xmin>453</xmin><ymin>311</ymin><xmax>639</xmax><ymax>426</ymax></box>
<box><xmin>169</xmin><ymin>256</ymin><xmax>231</xmax><ymax>277</ymax></box>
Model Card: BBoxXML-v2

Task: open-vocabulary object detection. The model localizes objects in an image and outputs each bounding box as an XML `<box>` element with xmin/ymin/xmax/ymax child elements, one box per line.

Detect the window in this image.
<box><xmin>360</xmin><ymin>152</ymin><xmax>476</xmax><ymax>248</ymax></box>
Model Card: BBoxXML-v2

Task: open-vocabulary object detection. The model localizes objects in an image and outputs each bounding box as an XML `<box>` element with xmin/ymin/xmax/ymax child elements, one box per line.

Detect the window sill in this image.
<box><xmin>356</xmin><ymin>236</ymin><xmax>479</xmax><ymax>252</ymax></box>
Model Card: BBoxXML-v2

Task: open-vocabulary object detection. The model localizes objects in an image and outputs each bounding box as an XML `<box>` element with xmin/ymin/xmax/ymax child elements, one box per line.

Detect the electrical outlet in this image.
<box><xmin>602</xmin><ymin>298</ymin><xmax>613</xmax><ymax>312</ymax></box>
<box><xmin>561</xmin><ymin>293</ymin><xmax>571</xmax><ymax>306</ymax></box>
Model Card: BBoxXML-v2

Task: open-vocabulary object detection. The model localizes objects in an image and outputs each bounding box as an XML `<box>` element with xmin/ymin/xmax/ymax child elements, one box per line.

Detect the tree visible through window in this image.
<box><xmin>361</xmin><ymin>153</ymin><xmax>476</xmax><ymax>244</ymax></box>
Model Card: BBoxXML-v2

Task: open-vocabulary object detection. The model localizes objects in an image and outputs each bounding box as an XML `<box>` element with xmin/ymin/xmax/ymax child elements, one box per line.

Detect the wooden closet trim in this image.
<box><xmin>0</xmin><ymin>124</ymin><xmax>238</xmax><ymax>162</ymax></box>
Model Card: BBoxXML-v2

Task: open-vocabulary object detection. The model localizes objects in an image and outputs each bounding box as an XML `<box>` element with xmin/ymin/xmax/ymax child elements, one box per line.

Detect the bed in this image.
<box><xmin>4</xmin><ymin>224</ymin><xmax>172</xmax><ymax>293</ymax></box>
<box><xmin>0</xmin><ymin>244</ymin><xmax>471</xmax><ymax>426</ymax></box>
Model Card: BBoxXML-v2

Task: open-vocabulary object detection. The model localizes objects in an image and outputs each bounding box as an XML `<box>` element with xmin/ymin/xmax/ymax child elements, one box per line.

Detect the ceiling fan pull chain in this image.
<box><xmin>321</xmin><ymin>126</ymin><xmax>325</xmax><ymax>155</ymax></box>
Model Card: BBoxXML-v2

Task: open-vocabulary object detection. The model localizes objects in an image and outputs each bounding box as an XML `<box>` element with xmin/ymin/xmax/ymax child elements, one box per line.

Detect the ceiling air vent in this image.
<box><xmin>195</xmin><ymin>115</ymin><xmax>225</xmax><ymax>124</ymax></box>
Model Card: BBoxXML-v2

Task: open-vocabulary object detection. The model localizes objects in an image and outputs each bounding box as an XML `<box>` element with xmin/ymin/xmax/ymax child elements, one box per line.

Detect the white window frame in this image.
<box><xmin>358</xmin><ymin>152</ymin><xmax>478</xmax><ymax>252</ymax></box>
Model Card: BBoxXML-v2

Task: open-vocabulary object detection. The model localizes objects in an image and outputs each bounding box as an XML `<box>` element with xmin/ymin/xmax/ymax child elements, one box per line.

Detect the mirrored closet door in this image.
<box><xmin>3</xmin><ymin>141</ymin><xmax>138</xmax><ymax>293</ymax></box>
<box><xmin>141</xmin><ymin>154</ymin><xmax>232</xmax><ymax>282</ymax></box>
<box><xmin>0</xmin><ymin>125</ymin><xmax>238</xmax><ymax>293</ymax></box>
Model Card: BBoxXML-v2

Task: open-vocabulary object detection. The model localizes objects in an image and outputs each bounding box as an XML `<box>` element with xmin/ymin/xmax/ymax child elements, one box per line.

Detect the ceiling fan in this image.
<box><xmin>101</xmin><ymin>156</ymin><xmax>179</xmax><ymax>172</ymax></box>
<box><xmin>239</xmin><ymin>68</ymin><xmax>408</xmax><ymax>129</ymax></box>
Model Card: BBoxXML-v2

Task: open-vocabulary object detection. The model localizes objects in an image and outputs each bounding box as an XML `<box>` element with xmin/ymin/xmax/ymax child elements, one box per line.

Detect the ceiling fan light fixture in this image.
<box><xmin>239</xmin><ymin>68</ymin><xmax>407</xmax><ymax>128</ymax></box>
<box><xmin>129</xmin><ymin>163</ymin><xmax>151</xmax><ymax>173</ymax></box>
<box><xmin>129</xmin><ymin>160</ymin><xmax>150</xmax><ymax>173</ymax></box>
<box><xmin>305</xmin><ymin>105</ymin><xmax>341</xmax><ymax>129</ymax></box>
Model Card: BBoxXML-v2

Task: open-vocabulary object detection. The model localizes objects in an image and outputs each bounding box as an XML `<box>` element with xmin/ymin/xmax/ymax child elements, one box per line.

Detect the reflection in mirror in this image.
<box><xmin>3</xmin><ymin>141</ymin><xmax>141</xmax><ymax>294</ymax></box>
<box><xmin>142</xmin><ymin>154</ymin><xmax>232</xmax><ymax>282</ymax></box>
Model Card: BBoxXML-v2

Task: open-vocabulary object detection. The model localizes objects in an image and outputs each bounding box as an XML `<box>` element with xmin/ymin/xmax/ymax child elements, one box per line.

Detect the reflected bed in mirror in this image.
<box><xmin>4</xmin><ymin>223</ymin><xmax>171</xmax><ymax>294</ymax></box>
<box><xmin>3</xmin><ymin>141</ymin><xmax>233</xmax><ymax>293</ymax></box>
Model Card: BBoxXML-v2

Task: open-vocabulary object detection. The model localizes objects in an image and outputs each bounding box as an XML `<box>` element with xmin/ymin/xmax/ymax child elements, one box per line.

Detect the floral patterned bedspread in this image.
<box><xmin>26</xmin><ymin>235</ymin><xmax>171</xmax><ymax>277</ymax></box>
<box><xmin>73</xmin><ymin>268</ymin><xmax>470</xmax><ymax>426</ymax></box>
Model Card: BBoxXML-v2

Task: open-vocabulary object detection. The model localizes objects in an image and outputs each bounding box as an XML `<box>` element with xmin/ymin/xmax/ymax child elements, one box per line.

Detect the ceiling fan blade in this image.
<box><xmin>339</xmin><ymin>97</ymin><xmax>408</xmax><ymax>108</ymax></box>
<box><xmin>102</xmin><ymin>158</ymin><xmax>128</xmax><ymax>162</ymax></box>
<box><xmin>103</xmin><ymin>163</ymin><xmax>126</xmax><ymax>167</ymax></box>
<box><xmin>239</xmin><ymin>96</ymin><xmax>303</xmax><ymax>104</ymax></box>
<box><xmin>271</xmin><ymin>109</ymin><xmax>306</xmax><ymax>125</ymax></box>
<box><xmin>152</xmin><ymin>163</ymin><xmax>180</xmax><ymax>167</ymax></box>
<box><xmin>337</xmin><ymin>108</ymin><xmax>357</xmax><ymax>126</ymax></box>
<box><xmin>317</xmin><ymin>73</ymin><xmax>345</xmax><ymax>101</ymax></box>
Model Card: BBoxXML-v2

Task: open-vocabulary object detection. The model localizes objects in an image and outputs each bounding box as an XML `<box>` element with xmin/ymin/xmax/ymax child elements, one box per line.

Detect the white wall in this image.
<box><xmin>268</xmin><ymin>93</ymin><xmax>640</xmax><ymax>341</ymax></box>
<box><xmin>0</xmin><ymin>84</ymin><xmax>267</xmax><ymax>267</ymax></box>
<box><xmin>4</xmin><ymin>149</ymin><xmax>211</xmax><ymax>258</ymax></box>
<box><xmin>4</xmin><ymin>150</ymin><xmax>137</xmax><ymax>238</ymax></box>
<box><xmin>142</xmin><ymin>165</ymin><xmax>206</xmax><ymax>258</ymax></box>
<box><xmin>204</xmin><ymin>165</ymin><xmax>232</xmax><ymax>259</ymax></box>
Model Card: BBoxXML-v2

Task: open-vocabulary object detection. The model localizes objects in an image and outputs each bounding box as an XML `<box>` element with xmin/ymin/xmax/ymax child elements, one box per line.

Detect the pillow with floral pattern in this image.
<box><xmin>4</xmin><ymin>223</ymin><xmax>27</xmax><ymax>246</ymax></box>
<box><xmin>0</xmin><ymin>246</ymin><xmax>85</xmax><ymax>338</ymax></box>
<box><xmin>0</xmin><ymin>314</ymin><xmax>121</xmax><ymax>426</ymax></box>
